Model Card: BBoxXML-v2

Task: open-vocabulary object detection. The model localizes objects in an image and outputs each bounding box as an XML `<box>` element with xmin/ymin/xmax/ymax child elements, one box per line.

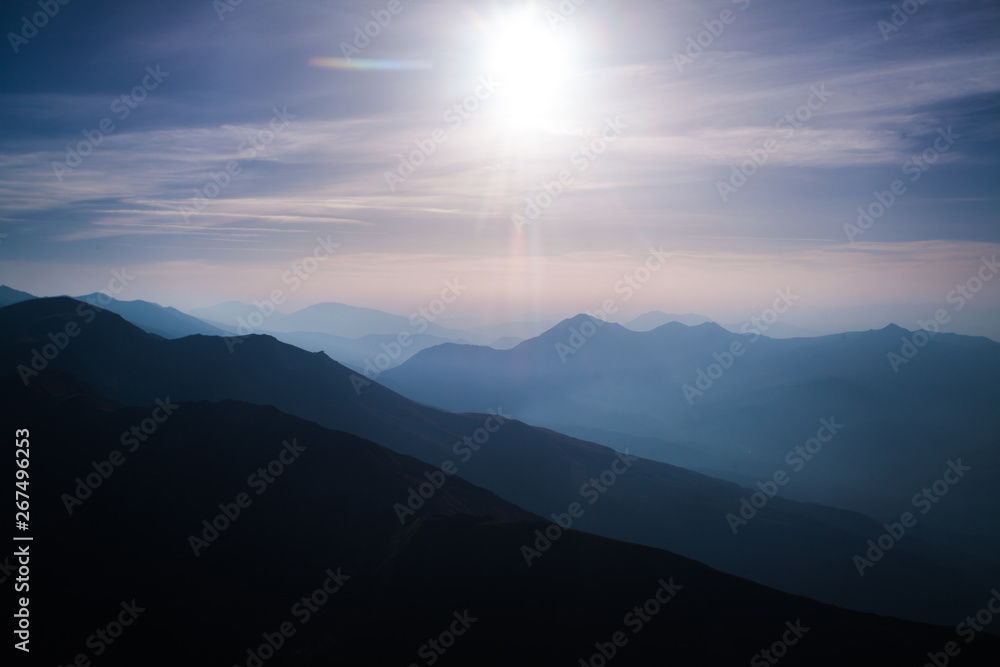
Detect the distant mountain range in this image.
<box><xmin>380</xmin><ymin>314</ymin><xmax>1000</xmax><ymax>573</ymax></box>
<box><xmin>625</xmin><ymin>311</ymin><xmax>714</xmax><ymax>330</ymax></box>
<box><xmin>191</xmin><ymin>299</ymin><xmax>486</xmax><ymax>342</ymax></box>
<box><xmin>0</xmin><ymin>289</ymin><xmax>517</xmax><ymax>372</ymax></box>
<box><xmin>625</xmin><ymin>310</ymin><xmax>818</xmax><ymax>338</ymax></box>
<box><xmin>188</xmin><ymin>299</ymin><xmax>501</xmax><ymax>371</ymax></box>
<box><xmin>1</xmin><ymin>297</ymin><xmax>994</xmax><ymax>630</ymax></box>
<box><xmin>73</xmin><ymin>292</ymin><xmax>230</xmax><ymax>338</ymax></box>
<box><xmin>0</xmin><ymin>286</ymin><xmax>230</xmax><ymax>339</ymax></box>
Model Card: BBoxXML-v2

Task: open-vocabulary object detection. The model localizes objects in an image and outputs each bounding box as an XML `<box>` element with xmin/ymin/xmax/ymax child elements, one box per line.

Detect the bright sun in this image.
<box><xmin>485</xmin><ymin>11</ymin><xmax>575</xmax><ymax>126</ymax></box>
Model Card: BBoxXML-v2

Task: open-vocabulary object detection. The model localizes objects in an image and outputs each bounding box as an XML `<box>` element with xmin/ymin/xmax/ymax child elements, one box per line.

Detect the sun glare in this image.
<box><xmin>485</xmin><ymin>11</ymin><xmax>575</xmax><ymax>126</ymax></box>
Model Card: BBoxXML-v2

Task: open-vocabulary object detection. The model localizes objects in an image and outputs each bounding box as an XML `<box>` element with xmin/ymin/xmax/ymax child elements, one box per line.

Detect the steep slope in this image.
<box><xmin>263</xmin><ymin>329</ymin><xmax>456</xmax><ymax>373</ymax></box>
<box><xmin>0</xmin><ymin>284</ymin><xmax>35</xmax><ymax>307</ymax></box>
<box><xmin>381</xmin><ymin>314</ymin><xmax>1000</xmax><ymax>562</ymax></box>
<box><xmin>1</xmin><ymin>379</ymin><xmax>533</xmax><ymax>665</ymax></box>
<box><xmin>73</xmin><ymin>293</ymin><xmax>230</xmax><ymax>338</ymax></box>
<box><xmin>4</xmin><ymin>381</ymin><xmax>997</xmax><ymax>666</ymax></box>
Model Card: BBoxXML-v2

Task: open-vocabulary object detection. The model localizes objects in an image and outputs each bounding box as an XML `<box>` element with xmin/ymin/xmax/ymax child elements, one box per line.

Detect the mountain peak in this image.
<box><xmin>626</xmin><ymin>311</ymin><xmax>714</xmax><ymax>331</ymax></box>
<box><xmin>693</xmin><ymin>320</ymin><xmax>732</xmax><ymax>334</ymax></box>
<box><xmin>547</xmin><ymin>313</ymin><xmax>630</xmax><ymax>336</ymax></box>
<box><xmin>0</xmin><ymin>285</ymin><xmax>37</xmax><ymax>308</ymax></box>
<box><xmin>563</xmin><ymin>312</ymin><xmax>604</xmax><ymax>326</ymax></box>
<box><xmin>643</xmin><ymin>318</ymin><xmax>732</xmax><ymax>340</ymax></box>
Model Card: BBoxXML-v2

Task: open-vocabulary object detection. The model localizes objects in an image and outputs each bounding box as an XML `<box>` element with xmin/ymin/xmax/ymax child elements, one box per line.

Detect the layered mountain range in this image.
<box><xmin>2</xmin><ymin>296</ymin><xmax>998</xmax><ymax>664</ymax></box>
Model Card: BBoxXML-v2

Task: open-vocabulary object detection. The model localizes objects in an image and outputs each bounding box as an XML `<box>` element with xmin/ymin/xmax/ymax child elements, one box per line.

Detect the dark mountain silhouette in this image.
<box><xmin>0</xmin><ymin>297</ymin><xmax>992</xmax><ymax>627</ymax></box>
<box><xmin>381</xmin><ymin>314</ymin><xmax>1000</xmax><ymax>569</ymax></box>
<box><xmin>256</xmin><ymin>328</ymin><xmax>460</xmax><ymax>373</ymax></box>
<box><xmin>5</xmin><ymin>379</ymin><xmax>998</xmax><ymax>666</ymax></box>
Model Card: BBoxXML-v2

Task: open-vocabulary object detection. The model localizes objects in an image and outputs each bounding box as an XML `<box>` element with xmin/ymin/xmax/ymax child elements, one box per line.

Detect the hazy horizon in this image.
<box><xmin>5</xmin><ymin>282</ymin><xmax>1000</xmax><ymax>342</ymax></box>
<box><xmin>2</xmin><ymin>0</ymin><xmax>998</xmax><ymax>340</ymax></box>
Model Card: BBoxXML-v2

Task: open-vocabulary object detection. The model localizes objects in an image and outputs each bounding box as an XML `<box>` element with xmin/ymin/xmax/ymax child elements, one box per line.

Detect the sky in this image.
<box><xmin>1</xmin><ymin>0</ymin><xmax>999</xmax><ymax>335</ymax></box>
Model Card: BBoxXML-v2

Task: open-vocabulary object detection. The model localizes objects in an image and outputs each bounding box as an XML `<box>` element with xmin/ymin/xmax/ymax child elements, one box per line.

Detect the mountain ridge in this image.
<box><xmin>0</xmin><ymin>296</ymin><xmax>992</xmax><ymax>626</ymax></box>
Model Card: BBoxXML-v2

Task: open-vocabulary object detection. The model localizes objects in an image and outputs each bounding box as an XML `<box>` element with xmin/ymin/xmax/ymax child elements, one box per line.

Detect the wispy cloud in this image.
<box><xmin>0</xmin><ymin>0</ymin><xmax>997</xmax><ymax>329</ymax></box>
